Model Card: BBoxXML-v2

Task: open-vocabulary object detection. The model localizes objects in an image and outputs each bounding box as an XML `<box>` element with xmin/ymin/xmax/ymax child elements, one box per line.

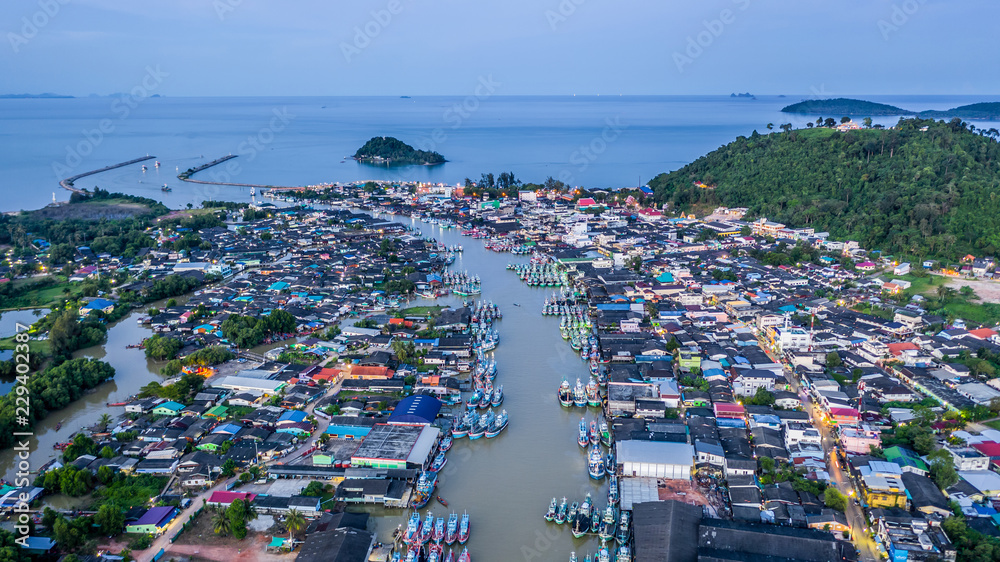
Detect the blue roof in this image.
<box><xmin>656</xmin><ymin>272</ymin><xmax>674</xmax><ymax>283</ymax></box>
<box><xmin>212</xmin><ymin>423</ymin><xmax>243</xmax><ymax>434</ymax></box>
<box><xmin>596</xmin><ymin>303</ymin><xmax>631</xmax><ymax>311</ymax></box>
<box><xmin>268</xmin><ymin>282</ymin><xmax>290</xmax><ymax>291</ymax></box>
<box><xmin>387</xmin><ymin>395</ymin><xmax>441</xmax><ymax>425</ymax></box>
<box><xmin>278</xmin><ymin>410</ymin><xmax>307</xmax><ymax>423</ymax></box>
<box><xmin>84</xmin><ymin>298</ymin><xmax>116</xmax><ymax>309</ymax></box>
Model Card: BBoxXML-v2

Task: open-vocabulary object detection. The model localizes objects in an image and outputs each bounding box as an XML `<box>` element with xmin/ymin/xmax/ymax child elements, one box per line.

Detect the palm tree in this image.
<box><xmin>98</xmin><ymin>413</ymin><xmax>113</xmax><ymax>432</ymax></box>
<box><xmin>285</xmin><ymin>508</ymin><xmax>306</xmax><ymax>541</ymax></box>
<box><xmin>213</xmin><ymin>511</ymin><xmax>232</xmax><ymax>536</ymax></box>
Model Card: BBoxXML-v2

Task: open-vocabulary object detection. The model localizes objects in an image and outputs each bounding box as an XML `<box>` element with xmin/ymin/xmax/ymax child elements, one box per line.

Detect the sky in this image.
<box><xmin>1</xmin><ymin>0</ymin><xmax>997</xmax><ymax>97</ymax></box>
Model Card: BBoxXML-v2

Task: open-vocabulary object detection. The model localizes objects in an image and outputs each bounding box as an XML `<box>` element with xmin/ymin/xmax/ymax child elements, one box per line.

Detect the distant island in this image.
<box><xmin>353</xmin><ymin>136</ymin><xmax>446</xmax><ymax>166</ymax></box>
<box><xmin>0</xmin><ymin>93</ymin><xmax>74</xmax><ymax>99</ymax></box>
<box><xmin>730</xmin><ymin>92</ymin><xmax>755</xmax><ymax>99</ymax></box>
<box><xmin>781</xmin><ymin>98</ymin><xmax>913</xmax><ymax>116</ymax></box>
<box><xmin>782</xmin><ymin>97</ymin><xmax>1000</xmax><ymax>119</ymax></box>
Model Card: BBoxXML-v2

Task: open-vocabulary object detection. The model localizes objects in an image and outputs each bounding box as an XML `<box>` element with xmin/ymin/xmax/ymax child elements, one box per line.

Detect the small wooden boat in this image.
<box><xmin>437</xmin><ymin>496</ymin><xmax>448</xmax><ymax>507</ymax></box>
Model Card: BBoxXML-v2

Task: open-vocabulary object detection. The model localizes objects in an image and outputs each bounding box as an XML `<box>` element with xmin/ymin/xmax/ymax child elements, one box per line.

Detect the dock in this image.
<box><xmin>58</xmin><ymin>155</ymin><xmax>156</xmax><ymax>194</ymax></box>
<box><xmin>177</xmin><ymin>154</ymin><xmax>306</xmax><ymax>190</ymax></box>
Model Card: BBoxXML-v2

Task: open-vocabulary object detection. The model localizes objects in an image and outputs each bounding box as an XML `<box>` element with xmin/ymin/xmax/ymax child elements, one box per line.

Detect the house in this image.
<box><xmin>80</xmin><ymin>298</ymin><xmax>116</xmax><ymax>316</ymax></box>
<box><xmin>152</xmin><ymin>401</ymin><xmax>185</xmax><ymax>416</ymax></box>
<box><xmin>125</xmin><ymin>506</ymin><xmax>178</xmax><ymax>535</ymax></box>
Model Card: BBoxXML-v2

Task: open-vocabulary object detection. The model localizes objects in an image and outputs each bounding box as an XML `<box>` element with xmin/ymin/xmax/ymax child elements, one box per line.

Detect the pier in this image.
<box><xmin>58</xmin><ymin>155</ymin><xmax>156</xmax><ymax>194</ymax></box>
<box><xmin>177</xmin><ymin>154</ymin><xmax>306</xmax><ymax>190</ymax></box>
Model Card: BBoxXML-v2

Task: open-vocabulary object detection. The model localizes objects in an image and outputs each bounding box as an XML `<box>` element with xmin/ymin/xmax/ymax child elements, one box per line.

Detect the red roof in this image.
<box><xmin>972</xmin><ymin>441</ymin><xmax>1000</xmax><ymax>458</ymax></box>
<box><xmin>576</xmin><ymin>198</ymin><xmax>597</xmax><ymax>207</ymax></box>
<box><xmin>829</xmin><ymin>407</ymin><xmax>860</xmax><ymax>420</ymax></box>
<box><xmin>713</xmin><ymin>402</ymin><xmax>745</xmax><ymax>417</ymax></box>
<box><xmin>208</xmin><ymin>491</ymin><xmax>256</xmax><ymax>505</ymax></box>
<box><xmin>886</xmin><ymin>342</ymin><xmax>919</xmax><ymax>356</ymax></box>
<box><xmin>968</xmin><ymin>328</ymin><xmax>998</xmax><ymax>340</ymax></box>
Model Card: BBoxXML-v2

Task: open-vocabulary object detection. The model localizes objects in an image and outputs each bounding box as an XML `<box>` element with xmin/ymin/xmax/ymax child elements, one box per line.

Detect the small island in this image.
<box><xmin>781</xmin><ymin>98</ymin><xmax>914</xmax><ymax>116</ymax></box>
<box><xmin>919</xmin><ymin>102</ymin><xmax>1000</xmax><ymax>120</ymax></box>
<box><xmin>353</xmin><ymin>136</ymin><xmax>446</xmax><ymax>166</ymax></box>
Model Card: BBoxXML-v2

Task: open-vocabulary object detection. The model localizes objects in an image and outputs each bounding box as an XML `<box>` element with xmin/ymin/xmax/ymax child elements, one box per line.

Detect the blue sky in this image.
<box><xmin>1</xmin><ymin>0</ymin><xmax>996</xmax><ymax>96</ymax></box>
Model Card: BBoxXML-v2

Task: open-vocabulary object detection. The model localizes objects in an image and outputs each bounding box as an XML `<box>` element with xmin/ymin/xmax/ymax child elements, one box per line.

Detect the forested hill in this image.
<box><xmin>781</xmin><ymin>98</ymin><xmax>914</xmax><ymax>116</ymax></box>
<box><xmin>649</xmin><ymin>118</ymin><xmax>1000</xmax><ymax>259</ymax></box>
<box><xmin>353</xmin><ymin>136</ymin><xmax>446</xmax><ymax>165</ymax></box>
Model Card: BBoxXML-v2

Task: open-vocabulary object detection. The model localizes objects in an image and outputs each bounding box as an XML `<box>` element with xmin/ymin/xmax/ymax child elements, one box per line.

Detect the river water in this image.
<box><xmin>367</xmin><ymin>215</ymin><xmax>602</xmax><ymax>562</ymax></box>
<box><xmin>0</xmin><ymin>303</ymin><xmax>173</xmax><ymax>483</ymax></box>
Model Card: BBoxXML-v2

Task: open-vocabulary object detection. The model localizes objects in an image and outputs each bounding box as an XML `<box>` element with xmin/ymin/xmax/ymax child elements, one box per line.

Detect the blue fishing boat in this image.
<box><xmin>578</xmin><ymin>419</ymin><xmax>589</xmax><ymax>448</ymax></box>
<box><xmin>588</xmin><ymin>445</ymin><xmax>606</xmax><ymax>480</ymax></box>
<box><xmin>485</xmin><ymin>409</ymin><xmax>508</xmax><ymax>438</ymax></box>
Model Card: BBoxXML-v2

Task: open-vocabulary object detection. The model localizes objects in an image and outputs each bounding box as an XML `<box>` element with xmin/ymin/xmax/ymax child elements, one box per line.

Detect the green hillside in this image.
<box><xmin>781</xmin><ymin>98</ymin><xmax>914</xmax><ymax>116</ymax></box>
<box><xmin>650</xmin><ymin>118</ymin><xmax>1000</xmax><ymax>259</ymax></box>
<box><xmin>919</xmin><ymin>102</ymin><xmax>1000</xmax><ymax>120</ymax></box>
<box><xmin>353</xmin><ymin>136</ymin><xmax>446</xmax><ymax>165</ymax></box>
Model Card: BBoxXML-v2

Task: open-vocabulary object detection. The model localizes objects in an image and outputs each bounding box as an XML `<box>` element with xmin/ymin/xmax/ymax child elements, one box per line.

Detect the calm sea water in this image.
<box><xmin>1</xmin><ymin>94</ymin><xmax>999</xmax><ymax>212</ymax></box>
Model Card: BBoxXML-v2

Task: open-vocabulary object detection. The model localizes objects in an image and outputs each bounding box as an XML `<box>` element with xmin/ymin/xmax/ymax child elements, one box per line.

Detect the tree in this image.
<box><xmin>840</xmin><ymin>116</ymin><xmax>851</xmax><ymax>124</ymax></box>
<box><xmin>221</xmin><ymin>459</ymin><xmax>237</xmax><ymax>477</ymax></box>
<box><xmin>94</xmin><ymin>504</ymin><xmax>125</xmax><ymax>535</ymax></box>
<box><xmin>749</xmin><ymin>387</ymin><xmax>775</xmax><ymax>407</ymax></box>
<box><xmin>98</xmin><ymin>413</ymin><xmax>113</xmax><ymax>432</ymax></box>
<box><xmin>99</xmin><ymin>445</ymin><xmax>115</xmax><ymax>459</ymax></box>
<box><xmin>826</xmin><ymin>352</ymin><xmax>842</xmax><ymax>369</ymax></box>
<box><xmin>863</xmin><ymin>117</ymin><xmax>873</xmax><ymax>128</ymax></box>
<box><xmin>285</xmin><ymin>508</ymin><xmax>306</xmax><ymax>540</ymax></box>
<box><xmin>302</xmin><ymin>481</ymin><xmax>326</xmax><ymax>497</ymax></box>
<box><xmin>766</xmin><ymin>123</ymin><xmax>774</xmax><ymax>131</ymax></box>
<box><xmin>928</xmin><ymin>449</ymin><xmax>959</xmax><ymax>489</ymax></box>
<box><xmin>212</xmin><ymin>510</ymin><xmax>232</xmax><ymax>537</ymax></box>
<box><xmin>823</xmin><ymin>487</ymin><xmax>847</xmax><ymax>512</ymax></box>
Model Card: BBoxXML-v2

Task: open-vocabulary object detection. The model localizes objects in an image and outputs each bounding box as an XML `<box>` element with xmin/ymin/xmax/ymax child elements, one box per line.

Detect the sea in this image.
<box><xmin>2</xmin><ymin>94</ymin><xmax>1000</xmax><ymax>212</ymax></box>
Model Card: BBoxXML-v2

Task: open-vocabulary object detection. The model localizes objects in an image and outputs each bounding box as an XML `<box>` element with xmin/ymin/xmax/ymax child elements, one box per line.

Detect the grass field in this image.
<box><xmin>399</xmin><ymin>305</ymin><xmax>446</xmax><ymax>317</ymax></box>
<box><xmin>0</xmin><ymin>276</ymin><xmax>84</xmax><ymax>310</ymax></box>
<box><xmin>29</xmin><ymin>198</ymin><xmax>155</xmax><ymax>221</ymax></box>
<box><xmin>984</xmin><ymin>419</ymin><xmax>1000</xmax><ymax>431</ymax></box>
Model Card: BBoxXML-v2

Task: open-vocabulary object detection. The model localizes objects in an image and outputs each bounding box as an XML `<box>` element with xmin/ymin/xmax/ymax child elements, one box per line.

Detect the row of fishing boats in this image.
<box><xmin>468</xmin><ymin>300</ymin><xmax>501</xmax><ymax>323</ymax></box>
<box><xmin>396</xmin><ymin>544</ymin><xmax>471</xmax><ymax>562</ymax></box>
<box><xmin>578</xmin><ymin>418</ymin><xmax>612</xmax><ymax>449</ymax></box>
<box><xmin>543</xmin><ymin>494</ymin><xmax>628</xmax><ymax>542</ymax></box>
<box><xmin>507</xmin><ymin>262</ymin><xmax>569</xmax><ymax>287</ymax></box>
<box><xmin>450</xmin><ymin>408</ymin><xmax>509</xmax><ymax>440</ymax></box>
<box><xmin>558</xmin><ymin>378</ymin><xmax>601</xmax><ymax>408</ymax></box>
<box><xmin>403</xmin><ymin>511</ymin><xmax>471</xmax><ymax>546</ymax></box>
<box><xmin>485</xmin><ymin>241</ymin><xmax>532</xmax><ymax>254</ymax></box>
<box><xmin>568</xmin><ymin>544</ymin><xmax>631</xmax><ymax>562</ymax></box>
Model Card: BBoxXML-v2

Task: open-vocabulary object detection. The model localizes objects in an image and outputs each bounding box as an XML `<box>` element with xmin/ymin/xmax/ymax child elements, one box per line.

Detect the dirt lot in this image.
<box><xmin>170</xmin><ymin>507</ymin><xmax>294</xmax><ymax>562</ymax></box>
<box><xmin>943</xmin><ymin>277</ymin><xmax>1000</xmax><ymax>304</ymax></box>
<box><xmin>657</xmin><ymin>478</ymin><xmax>710</xmax><ymax>505</ymax></box>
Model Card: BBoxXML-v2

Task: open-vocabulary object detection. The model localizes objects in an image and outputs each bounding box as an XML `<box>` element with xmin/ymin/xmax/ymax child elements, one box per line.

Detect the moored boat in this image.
<box><xmin>588</xmin><ymin>445</ymin><xmax>606</xmax><ymax>480</ymax></box>
<box><xmin>485</xmin><ymin>409</ymin><xmax>508</xmax><ymax>438</ymax></box>
<box><xmin>491</xmin><ymin>385</ymin><xmax>503</xmax><ymax>407</ymax></box>
<box><xmin>573</xmin><ymin>379</ymin><xmax>587</xmax><ymax>407</ymax></box>
<box><xmin>578</xmin><ymin>418</ymin><xmax>589</xmax><ymax>448</ymax></box>
<box><xmin>616</xmin><ymin>510</ymin><xmax>631</xmax><ymax>545</ymax></box>
<box><xmin>445</xmin><ymin>512</ymin><xmax>458</xmax><ymax>545</ymax></box>
<box><xmin>440</xmin><ymin>434</ymin><xmax>453</xmax><ymax>451</ymax></box>
<box><xmin>544</xmin><ymin>497</ymin><xmax>558</xmax><ymax>522</ymax></box>
<box><xmin>615</xmin><ymin>546</ymin><xmax>631</xmax><ymax>562</ymax></box>
<box><xmin>558</xmin><ymin>379</ymin><xmax>573</xmax><ymax>407</ymax></box>
<box><xmin>429</xmin><ymin>451</ymin><xmax>447</xmax><ymax>472</ymax></box>
<box><xmin>404</xmin><ymin>512</ymin><xmax>421</xmax><ymax>544</ymax></box>
<box><xmin>458</xmin><ymin>512</ymin><xmax>470</xmax><ymax>544</ymax></box>
<box><xmin>458</xmin><ymin>547</ymin><xmax>471</xmax><ymax>562</ymax></box>
<box><xmin>598</xmin><ymin>505</ymin><xmax>616</xmax><ymax>540</ymax></box>
<box><xmin>555</xmin><ymin>497</ymin><xmax>568</xmax><ymax>524</ymax></box>
<box><xmin>420</xmin><ymin>512</ymin><xmax>434</xmax><ymax>544</ymax></box>
<box><xmin>589</xmin><ymin>420</ymin><xmax>600</xmax><ymax>445</ymax></box>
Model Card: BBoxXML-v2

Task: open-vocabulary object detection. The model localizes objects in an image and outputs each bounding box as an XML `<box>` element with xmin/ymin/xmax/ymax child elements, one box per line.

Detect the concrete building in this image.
<box><xmin>617</xmin><ymin>440</ymin><xmax>694</xmax><ymax>479</ymax></box>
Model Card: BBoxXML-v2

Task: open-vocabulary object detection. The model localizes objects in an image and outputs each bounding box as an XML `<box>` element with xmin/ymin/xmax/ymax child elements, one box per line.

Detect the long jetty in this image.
<box><xmin>58</xmin><ymin>155</ymin><xmax>156</xmax><ymax>194</ymax></box>
<box><xmin>178</xmin><ymin>154</ymin><xmax>306</xmax><ymax>191</ymax></box>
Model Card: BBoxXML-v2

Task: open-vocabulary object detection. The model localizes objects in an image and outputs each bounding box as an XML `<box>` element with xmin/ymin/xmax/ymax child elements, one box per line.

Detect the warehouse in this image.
<box><xmin>351</xmin><ymin>423</ymin><xmax>440</xmax><ymax>470</ymax></box>
<box><xmin>213</xmin><ymin>376</ymin><xmax>286</xmax><ymax>395</ymax></box>
<box><xmin>617</xmin><ymin>440</ymin><xmax>694</xmax><ymax>479</ymax></box>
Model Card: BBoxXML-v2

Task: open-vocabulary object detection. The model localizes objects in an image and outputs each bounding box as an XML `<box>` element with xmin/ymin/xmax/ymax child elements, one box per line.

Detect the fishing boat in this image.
<box><xmin>599</xmin><ymin>505</ymin><xmax>617</xmax><ymax>540</ymax></box>
<box><xmin>584</xmin><ymin>554</ymin><xmax>593</xmax><ymax>562</ymax></box>
<box><xmin>568</xmin><ymin>501</ymin><xmax>579</xmax><ymax>522</ymax></box>
<box><xmin>608</xmin><ymin>474</ymin><xmax>619</xmax><ymax>505</ymax></box>
<box><xmin>412</xmin><ymin>472</ymin><xmax>438</xmax><ymax>509</ymax></box>
<box><xmin>588</xmin><ymin>445</ymin><xmax>606</xmax><ymax>480</ymax></box>
<box><xmin>586</xmin><ymin>379</ymin><xmax>601</xmax><ymax>407</ymax></box>
<box><xmin>558</xmin><ymin>379</ymin><xmax>573</xmax><ymax>407</ymax></box>
<box><xmin>544</xmin><ymin>497</ymin><xmax>558</xmax><ymax>522</ymax></box>
<box><xmin>600</xmin><ymin>422</ymin><xmax>612</xmax><ymax>447</ymax></box>
<box><xmin>570</xmin><ymin>553</ymin><xmax>578</xmax><ymax>562</ymax></box>
<box><xmin>598</xmin><ymin>544</ymin><xmax>611</xmax><ymax>562</ymax></box>
<box><xmin>615</xmin><ymin>546</ymin><xmax>631</xmax><ymax>562</ymax></box>
<box><xmin>555</xmin><ymin>497</ymin><xmax>568</xmax><ymax>524</ymax></box>
<box><xmin>444</xmin><ymin>549</ymin><xmax>455</xmax><ymax>562</ymax></box>
<box><xmin>445</xmin><ymin>512</ymin><xmax>459</xmax><ymax>545</ymax></box>
<box><xmin>429</xmin><ymin>451</ymin><xmax>448</xmax><ymax>473</ymax></box>
<box><xmin>419</xmin><ymin>512</ymin><xmax>434</xmax><ymax>544</ymax></box>
<box><xmin>616</xmin><ymin>510</ymin><xmax>631</xmax><ymax>545</ymax></box>
<box><xmin>437</xmin><ymin>496</ymin><xmax>449</xmax><ymax>507</ymax></box>
<box><xmin>428</xmin><ymin>543</ymin><xmax>443</xmax><ymax>562</ymax></box>
<box><xmin>434</xmin><ymin>516</ymin><xmax>445</xmax><ymax>543</ymax></box>
<box><xmin>491</xmin><ymin>385</ymin><xmax>504</xmax><ymax>407</ymax></box>
<box><xmin>54</xmin><ymin>422</ymin><xmax>62</xmax><ymax>431</ymax></box>
<box><xmin>578</xmin><ymin>419</ymin><xmax>590</xmax><ymax>448</ymax></box>
<box><xmin>451</xmin><ymin>418</ymin><xmax>469</xmax><ymax>439</ymax></box>
<box><xmin>392</xmin><ymin>550</ymin><xmax>402</xmax><ymax>562</ymax></box>
<box><xmin>485</xmin><ymin>409</ymin><xmax>508</xmax><ymax>438</ymax></box>
<box><xmin>591</xmin><ymin>506</ymin><xmax>601</xmax><ymax>533</ymax></box>
<box><xmin>573</xmin><ymin>379</ymin><xmax>587</xmax><ymax>407</ymax></box>
<box><xmin>477</xmin><ymin>390</ymin><xmax>491</xmax><ymax>409</ymax></box>
<box><xmin>469</xmin><ymin>410</ymin><xmax>493</xmax><ymax>440</ymax></box>
<box><xmin>161</xmin><ymin>184</ymin><xmax>172</xmax><ymax>192</ymax></box>
<box><xmin>572</xmin><ymin>493</ymin><xmax>593</xmax><ymax>538</ymax></box>
<box><xmin>404</xmin><ymin>546</ymin><xmax>419</xmax><ymax>562</ymax></box>
<box><xmin>466</xmin><ymin>390</ymin><xmax>482</xmax><ymax>410</ymax></box>
<box><xmin>458</xmin><ymin>547</ymin><xmax>470</xmax><ymax>562</ymax></box>
<box><xmin>440</xmin><ymin>434</ymin><xmax>453</xmax><ymax>452</ymax></box>
<box><xmin>404</xmin><ymin>512</ymin><xmax>422</xmax><ymax>544</ymax></box>
<box><xmin>589</xmin><ymin>420</ymin><xmax>600</xmax><ymax>445</ymax></box>
<box><xmin>458</xmin><ymin>512</ymin><xmax>470</xmax><ymax>544</ymax></box>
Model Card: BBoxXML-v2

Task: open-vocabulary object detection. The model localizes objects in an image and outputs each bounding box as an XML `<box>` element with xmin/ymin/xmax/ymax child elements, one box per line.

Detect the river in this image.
<box><xmin>367</xmin><ymin>215</ymin><xmax>603</xmax><ymax>562</ymax></box>
<box><xmin>0</xmin><ymin>302</ymin><xmax>174</xmax><ymax>483</ymax></box>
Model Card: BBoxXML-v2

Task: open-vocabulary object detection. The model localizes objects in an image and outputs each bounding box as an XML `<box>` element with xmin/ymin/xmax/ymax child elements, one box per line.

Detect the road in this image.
<box><xmin>757</xmin><ymin>335</ymin><xmax>882</xmax><ymax>561</ymax></box>
<box><xmin>135</xmin><ymin>476</ymin><xmax>235</xmax><ymax>562</ymax></box>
